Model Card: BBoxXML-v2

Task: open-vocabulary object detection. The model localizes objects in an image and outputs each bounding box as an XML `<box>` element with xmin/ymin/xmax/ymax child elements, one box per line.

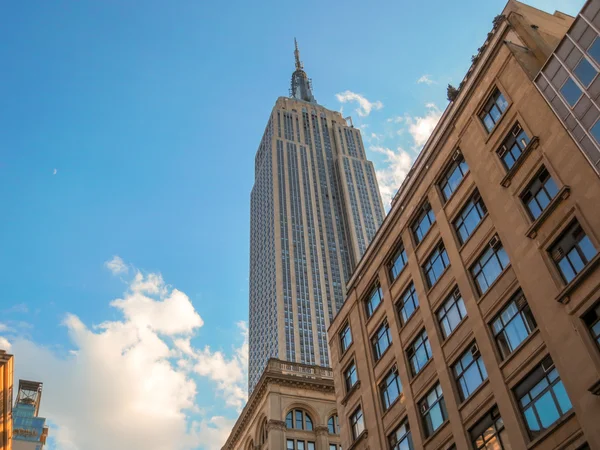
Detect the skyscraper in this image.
<box><xmin>248</xmin><ymin>40</ymin><xmax>385</xmax><ymax>392</ymax></box>
<box><xmin>12</xmin><ymin>380</ymin><xmax>48</xmax><ymax>450</ymax></box>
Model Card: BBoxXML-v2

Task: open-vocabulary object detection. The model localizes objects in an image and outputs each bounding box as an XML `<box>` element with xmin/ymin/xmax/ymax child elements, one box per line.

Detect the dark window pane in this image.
<box><xmin>561</xmin><ymin>78</ymin><xmax>583</xmax><ymax>107</ymax></box>
<box><xmin>589</xmin><ymin>37</ymin><xmax>600</xmax><ymax>65</ymax></box>
<box><xmin>574</xmin><ymin>58</ymin><xmax>598</xmax><ymax>86</ymax></box>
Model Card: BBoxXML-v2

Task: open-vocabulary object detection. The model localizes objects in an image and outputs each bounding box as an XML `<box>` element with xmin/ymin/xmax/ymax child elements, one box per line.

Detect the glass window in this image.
<box><xmin>298</xmin><ymin>443</ymin><xmax>305</xmax><ymax>450</ymax></box>
<box><xmin>328</xmin><ymin>414</ymin><xmax>340</xmax><ymax>434</ymax></box>
<box><xmin>412</xmin><ymin>203</ymin><xmax>436</xmax><ymax>244</ymax></box>
<box><xmin>389</xmin><ymin>420</ymin><xmax>414</xmax><ymax>450</ymax></box>
<box><xmin>591</xmin><ymin>119</ymin><xmax>600</xmax><ymax>145</ymax></box>
<box><xmin>453</xmin><ymin>190</ymin><xmax>487</xmax><ymax>245</ymax></box>
<box><xmin>340</xmin><ymin>323</ymin><xmax>352</xmax><ymax>353</ymax></box>
<box><xmin>344</xmin><ymin>361</ymin><xmax>358</xmax><ymax>392</ymax></box>
<box><xmin>372</xmin><ymin>321</ymin><xmax>392</xmax><ymax>361</ymax></box>
<box><xmin>407</xmin><ymin>329</ymin><xmax>432</xmax><ymax>376</ymax></box>
<box><xmin>380</xmin><ymin>366</ymin><xmax>402</xmax><ymax>411</ymax></box>
<box><xmin>469</xmin><ymin>406</ymin><xmax>510</xmax><ymax>450</ymax></box>
<box><xmin>397</xmin><ymin>283</ymin><xmax>419</xmax><ymax>325</ymax></box>
<box><xmin>497</xmin><ymin>123</ymin><xmax>530</xmax><ymax>170</ymax></box>
<box><xmin>453</xmin><ymin>343</ymin><xmax>488</xmax><ymax>401</ymax></box>
<box><xmin>389</xmin><ymin>244</ymin><xmax>408</xmax><ymax>281</ymax></box>
<box><xmin>574</xmin><ymin>57</ymin><xmax>597</xmax><ymax>87</ymax></box>
<box><xmin>561</xmin><ymin>77</ymin><xmax>583</xmax><ymax>107</ymax></box>
<box><xmin>470</xmin><ymin>238</ymin><xmax>510</xmax><ymax>294</ymax></box>
<box><xmin>286</xmin><ymin>409</ymin><xmax>313</xmax><ymax>430</ymax></box>
<box><xmin>423</xmin><ymin>243</ymin><xmax>450</xmax><ymax>288</ymax></box>
<box><xmin>492</xmin><ymin>291</ymin><xmax>537</xmax><ymax>359</ymax></box>
<box><xmin>329</xmin><ymin>446</ymin><xmax>337</xmax><ymax>450</ymax></box>
<box><xmin>521</xmin><ymin>167</ymin><xmax>559</xmax><ymax>220</ymax></box>
<box><xmin>307</xmin><ymin>443</ymin><xmax>315</xmax><ymax>450</ymax></box>
<box><xmin>479</xmin><ymin>88</ymin><xmax>509</xmax><ymax>132</ymax></box>
<box><xmin>514</xmin><ymin>357</ymin><xmax>572</xmax><ymax>438</ymax></box>
<box><xmin>420</xmin><ymin>383</ymin><xmax>448</xmax><ymax>437</ymax></box>
<box><xmin>439</xmin><ymin>152</ymin><xmax>469</xmax><ymax>202</ymax></box>
<box><xmin>582</xmin><ymin>302</ymin><xmax>600</xmax><ymax>350</ymax></box>
<box><xmin>550</xmin><ymin>221</ymin><xmax>597</xmax><ymax>283</ymax></box>
<box><xmin>437</xmin><ymin>288</ymin><xmax>467</xmax><ymax>339</ymax></box>
<box><xmin>589</xmin><ymin>37</ymin><xmax>600</xmax><ymax>65</ymax></box>
<box><xmin>287</xmin><ymin>440</ymin><xmax>295</xmax><ymax>450</ymax></box>
<box><xmin>350</xmin><ymin>406</ymin><xmax>365</xmax><ymax>440</ymax></box>
<box><xmin>365</xmin><ymin>284</ymin><xmax>383</xmax><ymax>318</ymax></box>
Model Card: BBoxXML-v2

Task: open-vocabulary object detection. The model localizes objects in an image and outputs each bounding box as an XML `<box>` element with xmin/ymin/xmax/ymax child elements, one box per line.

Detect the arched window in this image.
<box><xmin>259</xmin><ymin>418</ymin><xmax>268</xmax><ymax>444</ymax></box>
<box><xmin>285</xmin><ymin>409</ymin><xmax>313</xmax><ymax>431</ymax></box>
<box><xmin>328</xmin><ymin>414</ymin><xmax>340</xmax><ymax>434</ymax></box>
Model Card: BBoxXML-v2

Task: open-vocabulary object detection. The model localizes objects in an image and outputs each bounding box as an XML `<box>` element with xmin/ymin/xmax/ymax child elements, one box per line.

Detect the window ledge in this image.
<box><xmin>526</xmin><ymin>186</ymin><xmax>570</xmax><ymax>239</ymax></box>
<box><xmin>341</xmin><ymin>380</ymin><xmax>361</xmax><ymax>406</ymax></box>
<box><xmin>555</xmin><ymin>253</ymin><xmax>600</xmax><ymax>304</ymax></box>
<box><xmin>347</xmin><ymin>430</ymin><xmax>368</xmax><ymax>450</ymax></box>
<box><xmin>526</xmin><ymin>410</ymin><xmax>576</xmax><ymax>449</ymax></box>
<box><xmin>589</xmin><ymin>379</ymin><xmax>600</xmax><ymax>395</ymax></box>
<box><xmin>500</xmin><ymin>136</ymin><xmax>539</xmax><ymax>188</ymax></box>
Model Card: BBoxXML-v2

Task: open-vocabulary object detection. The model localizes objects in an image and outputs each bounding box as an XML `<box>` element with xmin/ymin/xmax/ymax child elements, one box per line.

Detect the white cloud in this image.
<box><xmin>53</xmin><ymin>169</ymin><xmax>58</xmax><ymax>175</ymax></box>
<box><xmin>387</xmin><ymin>116</ymin><xmax>403</xmax><ymax>123</ymax></box>
<box><xmin>416</xmin><ymin>74</ymin><xmax>435</xmax><ymax>85</ymax></box>
<box><xmin>0</xmin><ymin>336</ymin><xmax>11</xmax><ymax>351</ymax></box>
<box><xmin>404</xmin><ymin>103</ymin><xmax>443</xmax><ymax>148</ymax></box>
<box><xmin>105</xmin><ymin>255</ymin><xmax>128</xmax><ymax>275</ymax></box>
<box><xmin>335</xmin><ymin>90</ymin><xmax>383</xmax><ymax>117</ymax></box>
<box><xmin>1</xmin><ymin>261</ymin><xmax>247</xmax><ymax>450</ymax></box>
<box><xmin>370</xmin><ymin>146</ymin><xmax>413</xmax><ymax>208</ymax></box>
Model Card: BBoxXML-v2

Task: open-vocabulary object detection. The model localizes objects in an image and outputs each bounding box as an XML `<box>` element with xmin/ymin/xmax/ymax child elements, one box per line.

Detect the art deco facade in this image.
<box><xmin>248</xmin><ymin>41</ymin><xmax>385</xmax><ymax>392</ymax></box>
<box><xmin>329</xmin><ymin>2</ymin><xmax>600</xmax><ymax>450</ymax></box>
<box><xmin>0</xmin><ymin>350</ymin><xmax>13</xmax><ymax>450</ymax></box>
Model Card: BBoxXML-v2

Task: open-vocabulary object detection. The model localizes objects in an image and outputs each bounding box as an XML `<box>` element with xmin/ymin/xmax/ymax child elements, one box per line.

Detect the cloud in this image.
<box><xmin>387</xmin><ymin>116</ymin><xmax>403</xmax><ymax>123</ymax></box>
<box><xmin>0</xmin><ymin>261</ymin><xmax>247</xmax><ymax>450</ymax></box>
<box><xmin>416</xmin><ymin>74</ymin><xmax>435</xmax><ymax>85</ymax></box>
<box><xmin>370</xmin><ymin>146</ymin><xmax>413</xmax><ymax>208</ymax></box>
<box><xmin>105</xmin><ymin>255</ymin><xmax>128</xmax><ymax>275</ymax></box>
<box><xmin>335</xmin><ymin>90</ymin><xmax>383</xmax><ymax>117</ymax></box>
<box><xmin>0</xmin><ymin>336</ymin><xmax>10</xmax><ymax>351</ymax></box>
<box><xmin>404</xmin><ymin>103</ymin><xmax>442</xmax><ymax>148</ymax></box>
<box><xmin>53</xmin><ymin>169</ymin><xmax>58</xmax><ymax>175</ymax></box>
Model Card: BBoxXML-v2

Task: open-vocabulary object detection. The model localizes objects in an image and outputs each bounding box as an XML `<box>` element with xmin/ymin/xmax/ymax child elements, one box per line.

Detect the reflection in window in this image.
<box><xmin>437</xmin><ymin>288</ymin><xmax>467</xmax><ymax>339</ymax></box>
<box><xmin>365</xmin><ymin>284</ymin><xmax>383</xmax><ymax>318</ymax></box>
<box><xmin>469</xmin><ymin>406</ymin><xmax>510</xmax><ymax>450</ymax></box>
<box><xmin>412</xmin><ymin>203</ymin><xmax>435</xmax><ymax>244</ymax></box>
<box><xmin>344</xmin><ymin>361</ymin><xmax>358</xmax><ymax>392</ymax></box>
<box><xmin>521</xmin><ymin>167</ymin><xmax>559</xmax><ymax>220</ymax></box>
<box><xmin>350</xmin><ymin>406</ymin><xmax>365</xmax><ymax>440</ymax></box>
<box><xmin>407</xmin><ymin>329</ymin><xmax>432</xmax><ymax>376</ymax></box>
<box><xmin>380</xmin><ymin>366</ymin><xmax>402</xmax><ymax>411</ymax></box>
<box><xmin>574</xmin><ymin>57</ymin><xmax>597</xmax><ymax>87</ymax></box>
<box><xmin>589</xmin><ymin>36</ymin><xmax>600</xmax><ymax>65</ymax></box>
<box><xmin>561</xmin><ymin>77</ymin><xmax>583</xmax><ymax>107</ymax></box>
<box><xmin>372</xmin><ymin>321</ymin><xmax>392</xmax><ymax>361</ymax></box>
<box><xmin>453</xmin><ymin>344</ymin><xmax>488</xmax><ymax>401</ymax></box>
<box><xmin>492</xmin><ymin>291</ymin><xmax>537</xmax><ymax>359</ymax></box>
<box><xmin>439</xmin><ymin>152</ymin><xmax>469</xmax><ymax>202</ymax></box>
<box><xmin>454</xmin><ymin>191</ymin><xmax>487</xmax><ymax>245</ymax></box>
<box><xmin>582</xmin><ymin>302</ymin><xmax>600</xmax><ymax>350</ymax></box>
<box><xmin>591</xmin><ymin>118</ymin><xmax>600</xmax><ymax>145</ymax></box>
<box><xmin>480</xmin><ymin>88</ymin><xmax>509</xmax><ymax>132</ymax></box>
<box><xmin>339</xmin><ymin>323</ymin><xmax>352</xmax><ymax>353</ymax></box>
<box><xmin>285</xmin><ymin>409</ymin><xmax>313</xmax><ymax>430</ymax></box>
<box><xmin>514</xmin><ymin>357</ymin><xmax>572</xmax><ymax>438</ymax></box>
<box><xmin>389</xmin><ymin>244</ymin><xmax>408</xmax><ymax>281</ymax></box>
<box><xmin>328</xmin><ymin>414</ymin><xmax>340</xmax><ymax>434</ymax></box>
<box><xmin>550</xmin><ymin>221</ymin><xmax>597</xmax><ymax>283</ymax></box>
<box><xmin>389</xmin><ymin>420</ymin><xmax>414</xmax><ymax>450</ymax></box>
<box><xmin>497</xmin><ymin>123</ymin><xmax>530</xmax><ymax>170</ymax></box>
<box><xmin>471</xmin><ymin>238</ymin><xmax>510</xmax><ymax>294</ymax></box>
<box><xmin>420</xmin><ymin>383</ymin><xmax>448</xmax><ymax>437</ymax></box>
<box><xmin>397</xmin><ymin>283</ymin><xmax>419</xmax><ymax>325</ymax></box>
<box><xmin>423</xmin><ymin>243</ymin><xmax>450</xmax><ymax>288</ymax></box>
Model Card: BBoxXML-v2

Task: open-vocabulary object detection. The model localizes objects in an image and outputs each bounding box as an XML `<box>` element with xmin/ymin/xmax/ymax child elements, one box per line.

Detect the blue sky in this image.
<box><xmin>0</xmin><ymin>1</ymin><xmax>583</xmax><ymax>449</ymax></box>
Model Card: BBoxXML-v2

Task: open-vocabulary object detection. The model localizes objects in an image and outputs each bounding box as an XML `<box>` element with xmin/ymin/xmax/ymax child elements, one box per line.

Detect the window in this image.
<box><xmin>329</xmin><ymin>446</ymin><xmax>337</xmax><ymax>450</ymax></box>
<box><xmin>350</xmin><ymin>406</ymin><xmax>365</xmax><ymax>440</ymax></box>
<box><xmin>453</xmin><ymin>190</ymin><xmax>487</xmax><ymax>245</ymax></box>
<box><xmin>259</xmin><ymin>418</ymin><xmax>268</xmax><ymax>444</ymax></box>
<box><xmin>328</xmin><ymin>414</ymin><xmax>340</xmax><ymax>434</ymax></box>
<box><xmin>582</xmin><ymin>303</ymin><xmax>600</xmax><ymax>349</ymax></box>
<box><xmin>423</xmin><ymin>243</ymin><xmax>450</xmax><ymax>288</ymax></box>
<box><xmin>287</xmin><ymin>441</ymin><xmax>315</xmax><ymax>450</ymax></box>
<box><xmin>591</xmin><ymin>118</ymin><xmax>600</xmax><ymax>145</ymax></box>
<box><xmin>470</xmin><ymin>237</ymin><xmax>510</xmax><ymax>294</ymax></box>
<box><xmin>453</xmin><ymin>343</ymin><xmax>488</xmax><ymax>401</ymax></box>
<box><xmin>515</xmin><ymin>356</ymin><xmax>572</xmax><ymax>438</ymax></box>
<box><xmin>479</xmin><ymin>88</ymin><xmax>509</xmax><ymax>132</ymax></box>
<box><xmin>344</xmin><ymin>361</ymin><xmax>358</xmax><ymax>392</ymax></box>
<box><xmin>589</xmin><ymin>37</ymin><xmax>600</xmax><ymax>65</ymax></box>
<box><xmin>561</xmin><ymin>77</ymin><xmax>583</xmax><ymax>107</ymax></box>
<box><xmin>340</xmin><ymin>323</ymin><xmax>352</xmax><ymax>353</ymax></box>
<box><xmin>497</xmin><ymin>123</ymin><xmax>530</xmax><ymax>170</ymax></box>
<box><xmin>412</xmin><ymin>203</ymin><xmax>435</xmax><ymax>244</ymax></box>
<box><xmin>397</xmin><ymin>283</ymin><xmax>419</xmax><ymax>325</ymax></box>
<box><xmin>550</xmin><ymin>221</ymin><xmax>597</xmax><ymax>283</ymax></box>
<box><xmin>521</xmin><ymin>167</ymin><xmax>559</xmax><ymax>220</ymax></box>
<box><xmin>389</xmin><ymin>420</ymin><xmax>413</xmax><ymax>450</ymax></box>
<box><xmin>286</xmin><ymin>409</ymin><xmax>313</xmax><ymax>430</ymax></box>
<box><xmin>365</xmin><ymin>284</ymin><xmax>383</xmax><ymax>318</ymax></box>
<box><xmin>380</xmin><ymin>365</ymin><xmax>402</xmax><ymax>411</ymax></box>
<box><xmin>389</xmin><ymin>244</ymin><xmax>408</xmax><ymax>281</ymax></box>
<box><xmin>420</xmin><ymin>383</ymin><xmax>448</xmax><ymax>437</ymax></box>
<box><xmin>437</xmin><ymin>288</ymin><xmax>467</xmax><ymax>339</ymax></box>
<box><xmin>407</xmin><ymin>329</ymin><xmax>432</xmax><ymax>376</ymax></box>
<box><xmin>574</xmin><ymin>57</ymin><xmax>597</xmax><ymax>87</ymax></box>
<box><xmin>492</xmin><ymin>291</ymin><xmax>537</xmax><ymax>359</ymax></box>
<box><xmin>469</xmin><ymin>406</ymin><xmax>510</xmax><ymax>450</ymax></box>
<box><xmin>439</xmin><ymin>151</ymin><xmax>469</xmax><ymax>202</ymax></box>
<box><xmin>372</xmin><ymin>321</ymin><xmax>392</xmax><ymax>361</ymax></box>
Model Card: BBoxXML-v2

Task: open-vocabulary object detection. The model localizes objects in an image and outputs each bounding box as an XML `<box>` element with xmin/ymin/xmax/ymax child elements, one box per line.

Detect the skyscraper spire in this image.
<box><xmin>290</xmin><ymin>38</ymin><xmax>316</xmax><ymax>103</ymax></box>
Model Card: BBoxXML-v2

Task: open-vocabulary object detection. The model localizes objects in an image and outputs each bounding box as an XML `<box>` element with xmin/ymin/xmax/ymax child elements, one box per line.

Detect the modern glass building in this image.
<box><xmin>12</xmin><ymin>380</ymin><xmax>48</xmax><ymax>450</ymax></box>
<box><xmin>248</xmin><ymin>41</ymin><xmax>385</xmax><ymax>392</ymax></box>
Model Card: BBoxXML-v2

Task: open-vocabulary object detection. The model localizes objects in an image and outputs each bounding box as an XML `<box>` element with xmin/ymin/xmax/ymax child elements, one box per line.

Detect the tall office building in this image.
<box><xmin>248</xmin><ymin>40</ymin><xmax>385</xmax><ymax>392</ymax></box>
<box><xmin>12</xmin><ymin>381</ymin><xmax>48</xmax><ymax>450</ymax></box>
<box><xmin>0</xmin><ymin>350</ymin><xmax>14</xmax><ymax>450</ymax></box>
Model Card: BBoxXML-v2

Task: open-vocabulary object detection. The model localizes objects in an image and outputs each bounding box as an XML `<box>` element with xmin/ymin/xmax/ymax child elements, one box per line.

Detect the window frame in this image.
<box><xmin>452</xmin><ymin>343</ymin><xmax>488</xmax><ymax>401</ymax></box>
<box><xmin>422</xmin><ymin>242</ymin><xmax>450</xmax><ymax>289</ymax></box>
<box><xmin>582</xmin><ymin>302</ymin><xmax>600</xmax><ymax>351</ymax></box>
<box><xmin>470</xmin><ymin>236</ymin><xmax>510</xmax><ymax>295</ymax></box>
<box><xmin>365</xmin><ymin>283</ymin><xmax>383</xmax><ymax>319</ymax></box>
<box><xmin>396</xmin><ymin>282</ymin><xmax>419</xmax><ymax>326</ymax></box>
<box><xmin>560</xmin><ymin>76</ymin><xmax>583</xmax><ymax>107</ymax></box>
<box><xmin>469</xmin><ymin>406</ymin><xmax>509</xmax><ymax>450</ymax></box>
<box><xmin>520</xmin><ymin>166</ymin><xmax>559</xmax><ymax>221</ymax></box>
<box><xmin>344</xmin><ymin>360</ymin><xmax>359</xmax><ymax>392</ymax></box>
<box><xmin>339</xmin><ymin>322</ymin><xmax>353</xmax><ymax>354</ymax></box>
<box><xmin>438</xmin><ymin>149</ymin><xmax>469</xmax><ymax>203</ymax></box>
<box><xmin>479</xmin><ymin>87</ymin><xmax>509</xmax><ymax>133</ymax></box>
<box><xmin>372</xmin><ymin>320</ymin><xmax>392</xmax><ymax>361</ymax></box>
<box><xmin>491</xmin><ymin>290</ymin><xmax>537</xmax><ymax>360</ymax></box>
<box><xmin>419</xmin><ymin>383</ymin><xmax>448</xmax><ymax>438</ymax></box>
<box><xmin>437</xmin><ymin>287</ymin><xmax>468</xmax><ymax>340</ymax></box>
<box><xmin>549</xmin><ymin>221</ymin><xmax>598</xmax><ymax>284</ymax></box>
<box><xmin>327</xmin><ymin>414</ymin><xmax>340</xmax><ymax>435</ymax></box>
<box><xmin>388</xmin><ymin>419</ymin><xmax>414</xmax><ymax>450</ymax></box>
<box><xmin>407</xmin><ymin>329</ymin><xmax>433</xmax><ymax>377</ymax></box>
<box><xmin>411</xmin><ymin>202</ymin><xmax>436</xmax><ymax>245</ymax></box>
<box><xmin>453</xmin><ymin>189</ymin><xmax>487</xmax><ymax>245</ymax></box>
<box><xmin>350</xmin><ymin>406</ymin><xmax>365</xmax><ymax>441</ymax></box>
<box><xmin>388</xmin><ymin>243</ymin><xmax>408</xmax><ymax>282</ymax></box>
<box><xmin>496</xmin><ymin>122</ymin><xmax>530</xmax><ymax>171</ymax></box>
<box><xmin>379</xmin><ymin>364</ymin><xmax>402</xmax><ymax>411</ymax></box>
<box><xmin>286</xmin><ymin>409</ymin><xmax>314</xmax><ymax>431</ymax></box>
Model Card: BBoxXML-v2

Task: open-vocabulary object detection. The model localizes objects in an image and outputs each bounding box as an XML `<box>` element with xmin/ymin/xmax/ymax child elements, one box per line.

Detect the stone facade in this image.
<box><xmin>0</xmin><ymin>350</ymin><xmax>14</xmax><ymax>450</ymax></box>
<box><xmin>328</xmin><ymin>2</ymin><xmax>600</xmax><ymax>450</ymax></box>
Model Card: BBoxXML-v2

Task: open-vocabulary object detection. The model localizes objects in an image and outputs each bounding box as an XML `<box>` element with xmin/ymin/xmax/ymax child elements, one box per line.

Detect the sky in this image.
<box><xmin>0</xmin><ymin>0</ymin><xmax>584</xmax><ymax>449</ymax></box>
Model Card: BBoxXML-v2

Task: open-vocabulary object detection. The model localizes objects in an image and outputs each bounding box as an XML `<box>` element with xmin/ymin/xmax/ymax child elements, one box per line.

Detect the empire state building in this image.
<box><xmin>248</xmin><ymin>40</ymin><xmax>384</xmax><ymax>392</ymax></box>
